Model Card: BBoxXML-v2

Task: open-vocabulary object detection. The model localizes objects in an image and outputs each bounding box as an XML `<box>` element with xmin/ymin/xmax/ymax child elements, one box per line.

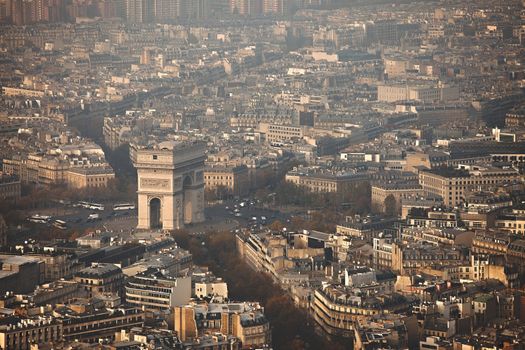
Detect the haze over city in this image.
<box><xmin>0</xmin><ymin>0</ymin><xmax>525</xmax><ymax>349</ymax></box>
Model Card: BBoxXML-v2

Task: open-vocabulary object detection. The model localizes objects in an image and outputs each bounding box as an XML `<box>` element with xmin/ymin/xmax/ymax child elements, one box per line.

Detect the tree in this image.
<box><xmin>269</xmin><ymin>220</ymin><xmax>285</xmax><ymax>232</ymax></box>
<box><xmin>170</xmin><ymin>229</ymin><xmax>349</xmax><ymax>350</ymax></box>
<box><xmin>215</xmin><ymin>185</ymin><xmax>231</xmax><ymax>200</ymax></box>
<box><xmin>384</xmin><ymin>194</ymin><xmax>398</xmax><ymax>217</ymax></box>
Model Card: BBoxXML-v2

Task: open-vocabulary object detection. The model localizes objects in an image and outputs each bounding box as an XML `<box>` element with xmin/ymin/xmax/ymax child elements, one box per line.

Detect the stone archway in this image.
<box><xmin>150</xmin><ymin>197</ymin><xmax>162</xmax><ymax>229</ymax></box>
<box><xmin>133</xmin><ymin>142</ymin><xmax>206</xmax><ymax>230</ymax></box>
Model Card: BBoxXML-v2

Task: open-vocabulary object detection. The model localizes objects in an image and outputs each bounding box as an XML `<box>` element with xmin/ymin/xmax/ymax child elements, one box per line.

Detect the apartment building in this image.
<box><xmin>312</xmin><ymin>284</ymin><xmax>410</xmax><ymax>339</ymax></box>
<box><xmin>38</xmin><ymin>158</ymin><xmax>68</xmax><ymax>185</ymax></box>
<box><xmin>419</xmin><ymin>166</ymin><xmax>521</xmax><ymax>207</ymax></box>
<box><xmin>22</xmin><ymin>280</ymin><xmax>87</xmax><ymax>306</ymax></box>
<box><xmin>125</xmin><ymin>268</ymin><xmax>191</xmax><ymax>310</ymax></box>
<box><xmin>174</xmin><ymin>302</ymin><xmax>271</xmax><ymax>348</ymax></box>
<box><xmin>0</xmin><ymin>255</ymin><xmax>44</xmax><ymax>294</ymax></box>
<box><xmin>204</xmin><ymin>165</ymin><xmax>249</xmax><ymax>197</ymax></box>
<box><xmin>372</xmin><ymin>239</ymin><xmax>464</xmax><ymax>274</ymax></box>
<box><xmin>406</xmin><ymin>208</ymin><xmax>459</xmax><ymax>229</ymax></box>
<box><xmin>229</xmin><ymin>112</ymin><xmax>294</xmax><ymax>128</ymax></box>
<box><xmin>377</xmin><ymin>83</ymin><xmax>459</xmax><ymax>103</ymax></box>
<box><xmin>285</xmin><ymin>169</ymin><xmax>369</xmax><ymax>195</ymax></box>
<box><xmin>0</xmin><ymin>317</ymin><xmax>62</xmax><ymax>350</ymax></box>
<box><xmin>396</xmin><ymin>242</ymin><xmax>464</xmax><ymax>274</ymax></box>
<box><xmin>371</xmin><ymin>181</ymin><xmax>424</xmax><ymax>214</ymax></box>
<box><xmin>26</xmin><ymin>252</ymin><xmax>82</xmax><ymax>283</ymax></box>
<box><xmin>3</xmin><ymin>156</ymin><xmax>115</xmax><ymax>189</ymax></box>
<box><xmin>66</xmin><ymin>166</ymin><xmax>115</xmax><ymax>189</ymax></box>
<box><xmin>74</xmin><ymin>263</ymin><xmax>124</xmax><ymax>297</ymax></box>
<box><xmin>373</xmin><ymin>237</ymin><xmax>394</xmax><ymax>270</ymax></box>
<box><xmin>60</xmin><ymin>305</ymin><xmax>145</xmax><ymax>343</ymax></box>
<box><xmin>495</xmin><ymin>208</ymin><xmax>525</xmax><ymax>235</ymax></box>
<box><xmin>258</xmin><ymin>122</ymin><xmax>307</xmax><ymax>143</ymax></box>
<box><xmin>471</xmin><ymin>232</ymin><xmax>510</xmax><ymax>256</ymax></box>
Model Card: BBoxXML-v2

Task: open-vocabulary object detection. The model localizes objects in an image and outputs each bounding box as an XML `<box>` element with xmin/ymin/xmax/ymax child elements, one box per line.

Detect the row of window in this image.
<box><xmin>205</xmin><ymin>175</ymin><xmax>235</xmax><ymax>180</ymax></box>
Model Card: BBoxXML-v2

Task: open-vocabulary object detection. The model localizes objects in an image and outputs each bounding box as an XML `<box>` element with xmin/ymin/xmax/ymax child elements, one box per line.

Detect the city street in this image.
<box><xmin>24</xmin><ymin>198</ymin><xmax>292</xmax><ymax>235</ymax></box>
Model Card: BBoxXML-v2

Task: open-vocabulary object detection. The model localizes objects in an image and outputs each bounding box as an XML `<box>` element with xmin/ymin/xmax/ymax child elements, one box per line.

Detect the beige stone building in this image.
<box><xmin>373</xmin><ymin>238</ymin><xmax>464</xmax><ymax>274</ymax></box>
<box><xmin>495</xmin><ymin>208</ymin><xmax>525</xmax><ymax>235</ymax></box>
<box><xmin>404</xmin><ymin>151</ymin><xmax>449</xmax><ymax>173</ymax></box>
<box><xmin>229</xmin><ymin>113</ymin><xmax>294</xmax><ymax>128</ymax></box>
<box><xmin>1</xmin><ymin>158</ymin><xmax>22</xmax><ymax>177</ymax></box>
<box><xmin>38</xmin><ymin>158</ymin><xmax>69</xmax><ymax>185</ymax></box>
<box><xmin>312</xmin><ymin>284</ymin><xmax>409</xmax><ymax>339</ymax></box>
<box><xmin>3</xmin><ymin>155</ymin><xmax>115</xmax><ymax>190</ymax></box>
<box><xmin>1</xmin><ymin>86</ymin><xmax>45</xmax><ymax>97</ymax></box>
<box><xmin>384</xmin><ymin>57</ymin><xmax>409</xmax><ymax>77</ymax></box>
<box><xmin>377</xmin><ymin>83</ymin><xmax>459</xmax><ymax>103</ymax></box>
<box><xmin>24</xmin><ymin>280</ymin><xmax>87</xmax><ymax>306</ymax></box>
<box><xmin>66</xmin><ymin>166</ymin><xmax>115</xmax><ymax>189</ymax></box>
<box><xmin>74</xmin><ymin>263</ymin><xmax>124</xmax><ymax>297</ymax></box>
<box><xmin>223</xmin><ymin>311</ymin><xmax>271</xmax><ymax>347</ymax></box>
<box><xmin>471</xmin><ymin>232</ymin><xmax>510</xmax><ymax>256</ymax></box>
<box><xmin>0</xmin><ymin>317</ymin><xmax>62</xmax><ymax>350</ymax></box>
<box><xmin>204</xmin><ymin>165</ymin><xmax>249</xmax><ymax>197</ymax></box>
<box><xmin>60</xmin><ymin>305</ymin><xmax>144</xmax><ymax>343</ymax></box>
<box><xmin>257</xmin><ymin>122</ymin><xmax>307</xmax><ymax>143</ymax></box>
<box><xmin>28</xmin><ymin>252</ymin><xmax>81</xmax><ymax>282</ymax></box>
<box><xmin>285</xmin><ymin>169</ymin><xmax>369</xmax><ymax>200</ymax></box>
<box><xmin>371</xmin><ymin>182</ymin><xmax>424</xmax><ymax>214</ymax></box>
<box><xmin>419</xmin><ymin>166</ymin><xmax>521</xmax><ymax>207</ymax></box>
<box><xmin>174</xmin><ymin>302</ymin><xmax>271</xmax><ymax>348</ymax></box>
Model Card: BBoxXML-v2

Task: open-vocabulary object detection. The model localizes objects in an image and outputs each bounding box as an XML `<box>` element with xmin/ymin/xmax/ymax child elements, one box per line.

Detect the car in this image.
<box><xmin>234</xmin><ymin>213</ymin><xmax>242</xmax><ymax>217</ymax></box>
<box><xmin>87</xmin><ymin>213</ymin><xmax>100</xmax><ymax>222</ymax></box>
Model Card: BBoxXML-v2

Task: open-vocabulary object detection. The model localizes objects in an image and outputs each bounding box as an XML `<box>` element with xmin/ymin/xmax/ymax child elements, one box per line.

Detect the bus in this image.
<box><xmin>75</xmin><ymin>201</ymin><xmax>91</xmax><ymax>209</ymax></box>
<box><xmin>75</xmin><ymin>201</ymin><xmax>104</xmax><ymax>211</ymax></box>
<box><xmin>28</xmin><ymin>215</ymin><xmax>52</xmax><ymax>224</ymax></box>
<box><xmin>52</xmin><ymin>219</ymin><xmax>67</xmax><ymax>230</ymax></box>
<box><xmin>89</xmin><ymin>203</ymin><xmax>105</xmax><ymax>211</ymax></box>
<box><xmin>113</xmin><ymin>203</ymin><xmax>136</xmax><ymax>211</ymax></box>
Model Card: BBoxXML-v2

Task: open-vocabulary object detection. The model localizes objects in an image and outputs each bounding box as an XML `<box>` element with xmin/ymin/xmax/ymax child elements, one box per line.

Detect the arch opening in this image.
<box><xmin>150</xmin><ymin>198</ymin><xmax>162</xmax><ymax>229</ymax></box>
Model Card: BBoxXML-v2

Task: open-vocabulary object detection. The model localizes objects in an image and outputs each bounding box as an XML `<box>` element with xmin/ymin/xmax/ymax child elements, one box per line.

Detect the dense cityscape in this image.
<box><xmin>0</xmin><ymin>0</ymin><xmax>525</xmax><ymax>349</ymax></box>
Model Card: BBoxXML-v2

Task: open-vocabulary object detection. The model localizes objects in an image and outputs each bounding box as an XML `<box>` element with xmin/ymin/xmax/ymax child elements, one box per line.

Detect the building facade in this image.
<box><xmin>0</xmin><ymin>175</ymin><xmax>21</xmax><ymax>202</ymax></box>
<box><xmin>0</xmin><ymin>317</ymin><xmax>62</xmax><ymax>350</ymax></box>
<box><xmin>419</xmin><ymin>167</ymin><xmax>521</xmax><ymax>207</ymax></box>
<box><xmin>126</xmin><ymin>270</ymin><xmax>191</xmax><ymax>310</ymax></box>
<box><xmin>74</xmin><ymin>263</ymin><xmax>124</xmax><ymax>297</ymax></box>
<box><xmin>66</xmin><ymin>167</ymin><xmax>115</xmax><ymax>189</ymax></box>
<box><xmin>204</xmin><ymin>165</ymin><xmax>249</xmax><ymax>197</ymax></box>
<box><xmin>131</xmin><ymin>141</ymin><xmax>206</xmax><ymax>230</ymax></box>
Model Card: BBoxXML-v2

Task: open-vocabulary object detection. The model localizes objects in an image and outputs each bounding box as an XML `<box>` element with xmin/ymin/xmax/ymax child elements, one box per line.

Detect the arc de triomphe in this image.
<box><xmin>131</xmin><ymin>141</ymin><xmax>206</xmax><ymax>230</ymax></box>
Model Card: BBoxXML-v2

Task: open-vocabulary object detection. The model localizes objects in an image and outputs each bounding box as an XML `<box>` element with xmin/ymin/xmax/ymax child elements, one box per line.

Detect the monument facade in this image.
<box><xmin>131</xmin><ymin>141</ymin><xmax>206</xmax><ymax>230</ymax></box>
